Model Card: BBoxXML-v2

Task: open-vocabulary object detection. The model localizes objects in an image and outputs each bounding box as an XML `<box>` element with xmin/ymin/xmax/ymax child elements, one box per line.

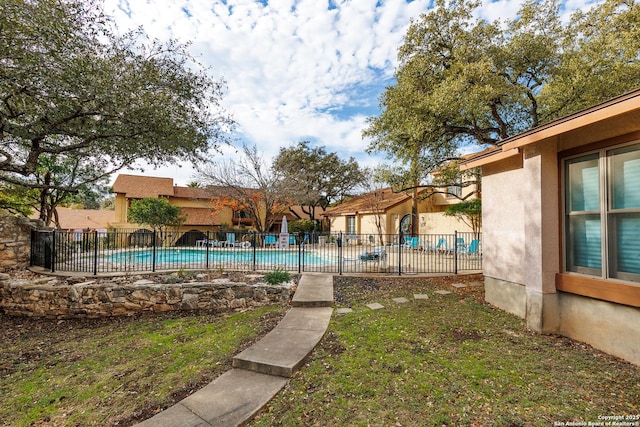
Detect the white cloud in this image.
<box><xmin>104</xmin><ymin>0</ymin><xmax>432</xmax><ymax>184</ymax></box>
<box><xmin>104</xmin><ymin>0</ymin><xmax>598</xmax><ymax>186</ymax></box>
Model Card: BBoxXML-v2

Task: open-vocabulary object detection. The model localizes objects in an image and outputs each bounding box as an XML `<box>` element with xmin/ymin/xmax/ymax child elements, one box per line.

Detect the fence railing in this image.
<box><xmin>30</xmin><ymin>229</ymin><xmax>482</xmax><ymax>276</ymax></box>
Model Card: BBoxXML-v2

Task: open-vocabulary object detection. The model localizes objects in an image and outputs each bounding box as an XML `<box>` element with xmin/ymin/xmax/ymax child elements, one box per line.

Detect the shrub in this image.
<box><xmin>263</xmin><ymin>269</ymin><xmax>291</xmax><ymax>285</ymax></box>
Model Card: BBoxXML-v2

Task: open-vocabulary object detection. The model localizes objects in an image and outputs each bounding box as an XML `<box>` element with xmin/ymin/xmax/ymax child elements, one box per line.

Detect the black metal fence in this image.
<box><xmin>30</xmin><ymin>229</ymin><xmax>482</xmax><ymax>275</ymax></box>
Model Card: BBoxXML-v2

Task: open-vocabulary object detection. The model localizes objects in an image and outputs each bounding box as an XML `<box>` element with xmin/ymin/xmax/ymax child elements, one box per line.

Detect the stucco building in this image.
<box><xmin>323</xmin><ymin>185</ymin><xmax>478</xmax><ymax>241</ymax></box>
<box><xmin>462</xmin><ymin>89</ymin><xmax>640</xmax><ymax>365</ymax></box>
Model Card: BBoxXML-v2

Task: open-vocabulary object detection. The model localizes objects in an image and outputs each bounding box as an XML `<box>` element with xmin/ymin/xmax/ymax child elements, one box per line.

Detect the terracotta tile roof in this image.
<box><xmin>180</xmin><ymin>207</ymin><xmax>220</xmax><ymax>226</ymax></box>
<box><xmin>31</xmin><ymin>207</ymin><xmax>116</xmax><ymax>230</ymax></box>
<box><xmin>112</xmin><ymin>174</ymin><xmax>175</xmax><ymax>198</ymax></box>
<box><xmin>173</xmin><ymin>186</ymin><xmax>212</xmax><ymax>200</ymax></box>
<box><xmin>323</xmin><ymin>188</ymin><xmax>411</xmax><ymax>216</ymax></box>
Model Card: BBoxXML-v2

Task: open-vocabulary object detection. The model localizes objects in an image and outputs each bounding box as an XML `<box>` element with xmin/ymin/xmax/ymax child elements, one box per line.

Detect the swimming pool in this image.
<box><xmin>108</xmin><ymin>248</ymin><xmax>334</xmax><ymax>268</ymax></box>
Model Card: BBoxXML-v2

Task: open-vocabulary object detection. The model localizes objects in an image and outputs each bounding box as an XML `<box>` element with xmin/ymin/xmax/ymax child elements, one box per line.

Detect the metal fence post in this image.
<box><xmin>338</xmin><ymin>232</ymin><xmax>343</xmax><ymax>275</ymax></box>
<box><xmin>93</xmin><ymin>230</ymin><xmax>99</xmax><ymax>275</ymax></box>
<box><xmin>453</xmin><ymin>230</ymin><xmax>458</xmax><ymax>274</ymax></box>
<box><xmin>252</xmin><ymin>232</ymin><xmax>257</xmax><ymax>271</ymax></box>
<box><xmin>206</xmin><ymin>231</ymin><xmax>210</xmax><ymax>270</ymax></box>
<box><xmin>298</xmin><ymin>233</ymin><xmax>302</xmax><ymax>274</ymax></box>
<box><xmin>51</xmin><ymin>231</ymin><xmax>56</xmax><ymax>273</ymax></box>
<box><xmin>152</xmin><ymin>230</ymin><xmax>157</xmax><ymax>272</ymax></box>
<box><xmin>398</xmin><ymin>230</ymin><xmax>403</xmax><ymax>276</ymax></box>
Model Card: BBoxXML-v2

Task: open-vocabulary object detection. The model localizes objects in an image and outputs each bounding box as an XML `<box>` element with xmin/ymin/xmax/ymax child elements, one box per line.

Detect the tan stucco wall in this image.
<box><xmin>485</xmin><ymin>276</ymin><xmax>527</xmax><ymax>318</ymax></box>
<box><xmin>114</xmin><ymin>194</ymin><xmax>128</xmax><ymax>223</ymax></box>
<box><xmin>419</xmin><ymin>212</ymin><xmax>473</xmax><ymax>234</ymax></box>
<box><xmin>482</xmin><ymin>155</ymin><xmax>526</xmax><ymax>286</ymax></box>
<box><xmin>481</xmin><ymin>141</ymin><xmax>561</xmax><ymax>333</ymax></box>
<box><xmin>328</xmin><ymin>216</ymin><xmax>346</xmax><ymax>233</ymax></box>
<box><xmin>485</xmin><ymin>276</ymin><xmax>640</xmax><ymax>365</ymax></box>
<box><xmin>558</xmin><ymin>293</ymin><xmax>640</xmax><ymax>365</ymax></box>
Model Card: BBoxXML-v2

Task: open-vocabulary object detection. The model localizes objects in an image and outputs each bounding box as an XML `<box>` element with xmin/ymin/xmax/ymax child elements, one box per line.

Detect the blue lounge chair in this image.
<box><xmin>264</xmin><ymin>235</ymin><xmax>277</xmax><ymax>247</ymax></box>
<box><xmin>459</xmin><ymin>239</ymin><xmax>480</xmax><ymax>257</ymax></box>
<box><xmin>427</xmin><ymin>237</ymin><xmax>450</xmax><ymax>253</ymax></box>
<box><xmin>224</xmin><ymin>232</ymin><xmax>236</xmax><ymax>247</ymax></box>
<box><xmin>403</xmin><ymin>236</ymin><xmax>424</xmax><ymax>250</ymax></box>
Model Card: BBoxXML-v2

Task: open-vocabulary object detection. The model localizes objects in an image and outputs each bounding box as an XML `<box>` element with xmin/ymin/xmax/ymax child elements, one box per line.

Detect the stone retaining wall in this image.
<box><xmin>0</xmin><ymin>215</ymin><xmax>41</xmax><ymax>272</ymax></box>
<box><xmin>0</xmin><ymin>274</ymin><xmax>292</xmax><ymax>319</ymax></box>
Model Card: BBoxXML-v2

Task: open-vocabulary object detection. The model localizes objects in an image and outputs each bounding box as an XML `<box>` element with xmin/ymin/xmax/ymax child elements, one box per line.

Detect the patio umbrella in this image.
<box><xmin>279</xmin><ymin>215</ymin><xmax>289</xmax><ymax>248</ymax></box>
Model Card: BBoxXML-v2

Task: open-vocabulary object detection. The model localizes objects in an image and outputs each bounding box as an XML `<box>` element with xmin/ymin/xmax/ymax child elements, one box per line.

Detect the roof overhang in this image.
<box><xmin>460</xmin><ymin>148</ymin><xmax>520</xmax><ymax>170</ymax></box>
<box><xmin>460</xmin><ymin>88</ymin><xmax>640</xmax><ymax>170</ymax></box>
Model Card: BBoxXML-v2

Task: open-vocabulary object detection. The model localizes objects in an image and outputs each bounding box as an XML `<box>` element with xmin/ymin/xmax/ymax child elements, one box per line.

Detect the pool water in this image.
<box><xmin>108</xmin><ymin>248</ymin><xmax>333</xmax><ymax>266</ymax></box>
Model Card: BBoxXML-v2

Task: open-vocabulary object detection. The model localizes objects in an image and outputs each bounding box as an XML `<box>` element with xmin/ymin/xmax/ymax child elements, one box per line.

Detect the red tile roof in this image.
<box><xmin>180</xmin><ymin>207</ymin><xmax>220</xmax><ymax>226</ymax></box>
<box><xmin>172</xmin><ymin>186</ymin><xmax>213</xmax><ymax>200</ymax></box>
<box><xmin>323</xmin><ymin>188</ymin><xmax>412</xmax><ymax>216</ymax></box>
<box><xmin>31</xmin><ymin>207</ymin><xmax>115</xmax><ymax>230</ymax></box>
<box><xmin>112</xmin><ymin>174</ymin><xmax>175</xmax><ymax>198</ymax></box>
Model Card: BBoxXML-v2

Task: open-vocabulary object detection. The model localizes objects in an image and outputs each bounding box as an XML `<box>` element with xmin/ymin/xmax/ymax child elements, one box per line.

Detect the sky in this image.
<box><xmin>103</xmin><ymin>0</ymin><xmax>597</xmax><ymax>186</ymax></box>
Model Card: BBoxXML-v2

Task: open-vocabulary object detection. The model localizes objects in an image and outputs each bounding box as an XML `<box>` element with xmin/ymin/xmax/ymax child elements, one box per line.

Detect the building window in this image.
<box><xmin>346</xmin><ymin>216</ymin><xmax>356</xmax><ymax>234</ymax></box>
<box><xmin>447</xmin><ymin>182</ymin><xmax>462</xmax><ymax>198</ymax></box>
<box><xmin>564</xmin><ymin>142</ymin><xmax>640</xmax><ymax>283</ymax></box>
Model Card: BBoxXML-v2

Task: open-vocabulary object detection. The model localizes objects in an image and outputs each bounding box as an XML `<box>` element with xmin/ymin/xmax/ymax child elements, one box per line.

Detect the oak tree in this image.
<box><xmin>1</xmin><ymin>0</ymin><xmax>233</xmax><ymax>219</ymax></box>
<box><xmin>272</xmin><ymin>141</ymin><xmax>366</xmax><ymax>224</ymax></box>
<box><xmin>364</xmin><ymin>0</ymin><xmax>640</xmax><ymax>194</ymax></box>
<box><xmin>197</xmin><ymin>145</ymin><xmax>287</xmax><ymax>233</ymax></box>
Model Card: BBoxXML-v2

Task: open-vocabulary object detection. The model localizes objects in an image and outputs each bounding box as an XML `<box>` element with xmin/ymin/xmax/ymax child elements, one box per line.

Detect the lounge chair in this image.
<box><xmin>427</xmin><ymin>237</ymin><xmax>450</xmax><ymax>253</ymax></box>
<box><xmin>264</xmin><ymin>235</ymin><xmax>277</xmax><ymax>247</ymax></box>
<box><xmin>343</xmin><ymin>246</ymin><xmax>387</xmax><ymax>272</ymax></box>
<box><xmin>196</xmin><ymin>238</ymin><xmax>221</xmax><ymax>248</ymax></box>
<box><xmin>360</xmin><ymin>246</ymin><xmax>387</xmax><ymax>261</ymax></box>
<box><xmin>224</xmin><ymin>232</ymin><xmax>236</xmax><ymax>247</ymax></box>
<box><xmin>403</xmin><ymin>236</ymin><xmax>425</xmax><ymax>250</ymax></box>
<box><xmin>224</xmin><ymin>233</ymin><xmax>251</xmax><ymax>248</ymax></box>
<box><xmin>459</xmin><ymin>239</ymin><xmax>480</xmax><ymax>257</ymax></box>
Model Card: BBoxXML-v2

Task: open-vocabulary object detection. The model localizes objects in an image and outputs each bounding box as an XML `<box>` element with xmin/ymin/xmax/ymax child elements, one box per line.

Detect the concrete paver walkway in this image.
<box><xmin>135</xmin><ymin>274</ymin><xmax>333</xmax><ymax>427</ymax></box>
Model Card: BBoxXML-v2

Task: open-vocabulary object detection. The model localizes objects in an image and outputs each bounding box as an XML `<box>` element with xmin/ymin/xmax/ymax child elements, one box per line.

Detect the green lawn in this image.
<box><xmin>0</xmin><ymin>306</ymin><xmax>286</xmax><ymax>426</ymax></box>
<box><xmin>1</xmin><ymin>275</ymin><xmax>638</xmax><ymax>427</ymax></box>
<box><xmin>251</xmin><ymin>275</ymin><xmax>640</xmax><ymax>427</ymax></box>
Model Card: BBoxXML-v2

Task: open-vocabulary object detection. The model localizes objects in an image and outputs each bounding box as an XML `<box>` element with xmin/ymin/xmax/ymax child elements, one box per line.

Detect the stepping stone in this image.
<box><xmin>336</xmin><ymin>308</ymin><xmax>353</xmax><ymax>315</ymax></box>
<box><xmin>414</xmin><ymin>294</ymin><xmax>429</xmax><ymax>300</ymax></box>
<box><xmin>393</xmin><ymin>297</ymin><xmax>410</xmax><ymax>304</ymax></box>
<box><xmin>434</xmin><ymin>290</ymin><xmax>452</xmax><ymax>295</ymax></box>
<box><xmin>469</xmin><ymin>281</ymin><xmax>484</xmax><ymax>287</ymax></box>
<box><xmin>366</xmin><ymin>303</ymin><xmax>385</xmax><ymax>310</ymax></box>
<box><xmin>452</xmin><ymin>283</ymin><xmax>468</xmax><ymax>289</ymax></box>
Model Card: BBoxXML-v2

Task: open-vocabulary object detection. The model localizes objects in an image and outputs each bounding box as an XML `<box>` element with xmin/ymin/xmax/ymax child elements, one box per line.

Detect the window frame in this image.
<box><xmin>561</xmin><ymin>139</ymin><xmax>640</xmax><ymax>285</ymax></box>
<box><xmin>346</xmin><ymin>216</ymin><xmax>356</xmax><ymax>234</ymax></box>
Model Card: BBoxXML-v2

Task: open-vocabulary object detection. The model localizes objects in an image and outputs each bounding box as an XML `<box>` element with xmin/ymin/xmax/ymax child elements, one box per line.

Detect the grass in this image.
<box><xmin>0</xmin><ymin>305</ymin><xmax>287</xmax><ymax>426</ymax></box>
<box><xmin>250</xmin><ymin>275</ymin><xmax>640</xmax><ymax>427</ymax></box>
<box><xmin>1</xmin><ymin>274</ymin><xmax>638</xmax><ymax>426</ymax></box>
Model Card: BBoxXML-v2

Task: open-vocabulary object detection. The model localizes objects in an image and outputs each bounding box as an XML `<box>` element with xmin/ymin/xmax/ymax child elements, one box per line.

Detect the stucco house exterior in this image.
<box><xmin>111</xmin><ymin>174</ymin><xmax>300</xmax><ymax>237</ymax></box>
<box><xmin>323</xmin><ymin>185</ymin><xmax>477</xmax><ymax>240</ymax></box>
<box><xmin>461</xmin><ymin>89</ymin><xmax>640</xmax><ymax>365</ymax></box>
<box><xmin>111</xmin><ymin>174</ymin><xmax>227</xmax><ymax>233</ymax></box>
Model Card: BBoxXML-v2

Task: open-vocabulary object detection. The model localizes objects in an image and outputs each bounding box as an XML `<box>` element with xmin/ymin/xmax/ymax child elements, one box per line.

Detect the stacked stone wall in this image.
<box><xmin>0</xmin><ymin>215</ymin><xmax>41</xmax><ymax>272</ymax></box>
<box><xmin>0</xmin><ymin>274</ymin><xmax>292</xmax><ymax>319</ymax></box>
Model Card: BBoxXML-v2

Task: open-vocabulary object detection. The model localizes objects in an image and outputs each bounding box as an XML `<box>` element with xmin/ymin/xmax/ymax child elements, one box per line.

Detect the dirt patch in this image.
<box><xmin>333</xmin><ymin>273</ymin><xmax>484</xmax><ymax>306</ymax></box>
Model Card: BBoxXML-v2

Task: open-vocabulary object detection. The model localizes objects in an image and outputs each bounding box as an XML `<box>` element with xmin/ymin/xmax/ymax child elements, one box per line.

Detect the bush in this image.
<box><xmin>263</xmin><ymin>269</ymin><xmax>291</xmax><ymax>285</ymax></box>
